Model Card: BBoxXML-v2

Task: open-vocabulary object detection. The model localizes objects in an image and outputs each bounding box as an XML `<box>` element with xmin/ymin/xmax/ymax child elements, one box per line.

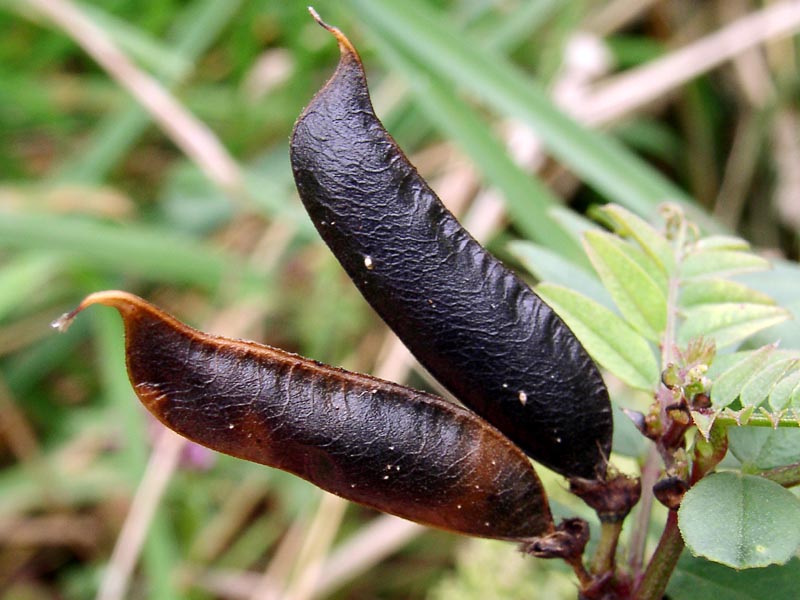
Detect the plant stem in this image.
<box><xmin>715</xmin><ymin>414</ymin><xmax>800</xmax><ymax>428</ymax></box>
<box><xmin>627</xmin><ymin>445</ymin><xmax>659</xmax><ymax>573</ymax></box>
<box><xmin>567</xmin><ymin>555</ymin><xmax>594</xmax><ymax>589</ymax></box>
<box><xmin>591</xmin><ymin>521</ymin><xmax>623</xmax><ymax>575</ymax></box>
<box><xmin>633</xmin><ymin>510</ymin><xmax>684</xmax><ymax>600</ymax></box>
<box><xmin>660</xmin><ymin>207</ymin><xmax>687</xmax><ymax>374</ymax></box>
<box><xmin>627</xmin><ymin>208</ymin><xmax>688</xmax><ymax>591</ymax></box>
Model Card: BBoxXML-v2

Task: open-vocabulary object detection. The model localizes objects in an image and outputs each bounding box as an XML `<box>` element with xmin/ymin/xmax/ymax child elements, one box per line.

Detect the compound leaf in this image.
<box><xmin>583</xmin><ymin>230</ymin><xmax>667</xmax><ymax>340</ymax></box>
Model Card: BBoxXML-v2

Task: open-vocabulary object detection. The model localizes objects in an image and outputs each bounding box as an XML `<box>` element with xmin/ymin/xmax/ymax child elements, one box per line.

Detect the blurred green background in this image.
<box><xmin>1</xmin><ymin>0</ymin><xmax>799</xmax><ymax>598</ymax></box>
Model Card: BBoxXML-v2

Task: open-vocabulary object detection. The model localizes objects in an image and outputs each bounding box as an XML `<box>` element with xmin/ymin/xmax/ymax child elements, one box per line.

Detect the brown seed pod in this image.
<box><xmin>53</xmin><ymin>291</ymin><xmax>554</xmax><ymax>541</ymax></box>
<box><xmin>290</xmin><ymin>13</ymin><xmax>612</xmax><ymax>479</ymax></box>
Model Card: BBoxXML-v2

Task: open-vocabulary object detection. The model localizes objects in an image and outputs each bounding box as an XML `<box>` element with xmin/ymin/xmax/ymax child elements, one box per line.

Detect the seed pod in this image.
<box><xmin>54</xmin><ymin>291</ymin><xmax>553</xmax><ymax>541</ymax></box>
<box><xmin>290</xmin><ymin>15</ymin><xmax>612</xmax><ymax>479</ymax></box>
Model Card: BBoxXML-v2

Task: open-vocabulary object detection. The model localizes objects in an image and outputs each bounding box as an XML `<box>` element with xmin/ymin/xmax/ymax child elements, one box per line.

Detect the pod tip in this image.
<box><xmin>50</xmin><ymin>295</ymin><xmax>98</xmax><ymax>333</ymax></box>
<box><xmin>307</xmin><ymin>7</ymin><xmax>327</xmax><ymax>29</ymax></box>
<box><xmin>51</xmin><ymin>311</ymin><xmax>77</xmax><ymax>333</ymax></box>
<box><xmin>306</xmin><ymin>7</ymin><xmax>358</xmax><ymax>59</ymax></box>
<box><xmin>51</xmin><ymin>290</ymin><xmax>144</xmax><ymax>334</ymax></box>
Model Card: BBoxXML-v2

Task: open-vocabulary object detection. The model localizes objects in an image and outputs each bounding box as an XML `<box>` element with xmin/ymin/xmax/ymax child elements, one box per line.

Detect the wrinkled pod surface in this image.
<box><xmin>290</xmin><ymin>15</ymin><xmax>612</xmax><ymax>479</ymax></box>
<box><xmin>54</xmin><ymin>291</ymin><xmax>554</xmax><ymax>541</ymax></box>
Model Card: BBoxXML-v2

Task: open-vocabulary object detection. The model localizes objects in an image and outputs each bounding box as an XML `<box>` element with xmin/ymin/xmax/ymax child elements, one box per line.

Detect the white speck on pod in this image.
<box><xmin>518</xmin><ymin>391</ymin><xmax>527</xmax><ymax>405</ymax></box>
<box><xmin>364</xmin><ymin>256</ymin><xmax>374</xmax><ymax>270</ymax></box>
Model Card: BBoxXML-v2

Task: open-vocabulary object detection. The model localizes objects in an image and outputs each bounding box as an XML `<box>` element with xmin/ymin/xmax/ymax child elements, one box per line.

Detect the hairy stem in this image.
<box><xmin>660</xmin><ymin>210</ymin><xmax>687</xmax><ymax>374</ymax></box>
<box><xmin>661</xmin><ymin>269</ymin><xmax>681</xmax><ymax>373</ymax></box>
<box><xmin>715</xmin><ymin>414</ymin><xmax>800</xmax><ymax>428</ymax></box>
<box><xmin>629</xmin><ymin>208</ymin><xmax>688</xmax><ymax>583</ymax></box>
<box><xmin>633</xmin><ymin>510</ymin><xmax>684</xmax><ymax>600</ymax></box>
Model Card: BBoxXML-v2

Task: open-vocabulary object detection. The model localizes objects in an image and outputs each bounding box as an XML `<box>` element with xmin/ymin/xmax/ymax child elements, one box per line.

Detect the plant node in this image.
<box><xmin>570</xmin><ymin>472</ymin><xmax>642</xmax><ymax>523</ymax></box>
<box><xmin>520</xmin><ymin>517</ymin><xmax>589</xmax><ymax>560</ymax></box>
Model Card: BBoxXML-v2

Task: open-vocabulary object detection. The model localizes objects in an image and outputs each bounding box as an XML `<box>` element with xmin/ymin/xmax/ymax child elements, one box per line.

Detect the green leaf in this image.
<box><xmin>695</xmin><ymin>235</ymin><xmax>751</xmax><ymax>251</ymax></box>
<box><xmin>583</xmin><ymin>230</ymin><xmax>667</xmax><ymax>340</ymax></box>
<box><xmin>535</xmin><ymin>283</ymin><xmax>659</xmax><ymax>391</ymax></box>
<box><xmin>769</xmin><ymin>369</ymin><xmax>800</xmax><ymax>411</ymax></box>
<box><xmin>668</xmin><ymin>554</ymin><xmax>800</xmax><ymax>600</ymax></box>
<box><xmin>739</xmin><ymin>359</ymin><xmax>798</xmax><ymax>408</ymax></box>
<box><xmin>548</xmin><ymin>205</ymin><xmax>602</xmax><ymax>242</ymax></box>
<box><xmin>680</xmin><ymin>279</ymin><xmax>775</xmax><ymax>308</ymax></box>
<box><xmin>738</xmin><ymin>259</ymin><xmax>800</xmax><ymax>307</ymax></box>
<box><xmin>706</xmin><ymin>351</ymin><xmax>750</xmax><ymax>379</ymax></box>
<box><xmin>616</xmin><ymin>235</ymin><xmax>669</xmax><ymax>291</ymax></box>
<box><xmin>678</xmin><ymin>472</ymin><xmax>800</xmax><ymax>569</ymax></box>
<box><xmin>612</xmin><ymin>404</ymin><xmax>650</xmax><ymax>459</ymax></box>
<box><xmin>679</xmin><ymin>304</ymin><xmax>790</xmax><ymax>349</ymax></box>
<box><xmin>729</xmin><ymin>428</ymin><xmax>800</xmax><ymax>470</ymax></box>
<box><xmin>595</xmin><ymin>204</ymin><xmax>674</xmax><ymax>273</ymax></box>
<box><xmin>506</xmin><ymin>241</ymin><xmax>612</xmax><ymax>310</ymax></box>
<box><xmin>681</xmin><ymin>251</ymin><xmax>771</xmax><ymax>280</ymax></box>
<box><xmin>738</xmin><ymin>259</ymin><xmax>800</xmax><ymax>351</ymax></box>
<box><xmin>711</xmin><ymin>345</ymin><xmax>777</xmax><ymax>408</ymax></box>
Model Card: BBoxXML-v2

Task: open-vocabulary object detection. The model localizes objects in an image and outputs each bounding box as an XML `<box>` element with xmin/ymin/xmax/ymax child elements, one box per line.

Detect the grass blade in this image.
<box><xmin>345</xmin><ymin>0</ymin><xmax>692</xmax><ymax>217</ymax></box>
<box><xmin>0</xmin><ymin>213</ymin><xmax>254</xmax><ymax>288</ymax></box>
<box><xmin>360</xmin><ymin>25</ymin><xmax>579</xmax><ymax>257</ymax></box>
<box><xmin>54</xmin><ymin>0</ymin><xmax>243</xmax><ymax>183</ymax></box>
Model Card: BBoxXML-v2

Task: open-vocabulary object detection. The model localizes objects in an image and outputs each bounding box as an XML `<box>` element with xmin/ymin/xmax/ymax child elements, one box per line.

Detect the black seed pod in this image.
<box><xmin>290</xmin><ymin>16</ymin><xmax>612</xmax><ymax>479</ymax></box>
<box><xmin>56</xmin><ymin>291</ymin><xmax>554</xmax><ymax>541</ymax></box>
